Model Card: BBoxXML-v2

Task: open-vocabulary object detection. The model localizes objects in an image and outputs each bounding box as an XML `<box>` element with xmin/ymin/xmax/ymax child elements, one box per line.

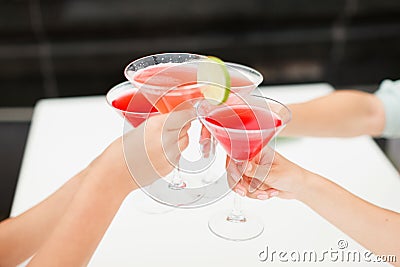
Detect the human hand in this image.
<box><xmin>227</xmin><ymin>147</ymin><xmax>309</xmax><ymax>200</ymax></box>
<box><xmin>200</xmin><ymin>124</ymin><xmax>215</xmax><ymax>158</ymax></box>
<box><xmin>91</xmin><ymin>110</ymin><xmax>193</xmax><ymax>193</ymax></box>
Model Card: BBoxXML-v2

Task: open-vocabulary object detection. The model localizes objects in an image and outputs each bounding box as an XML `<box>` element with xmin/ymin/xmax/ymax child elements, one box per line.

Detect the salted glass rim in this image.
<box><xmin>123</xmin><ymin>53</ymin><xmax>263</xmax><ymax>92</ymax></box>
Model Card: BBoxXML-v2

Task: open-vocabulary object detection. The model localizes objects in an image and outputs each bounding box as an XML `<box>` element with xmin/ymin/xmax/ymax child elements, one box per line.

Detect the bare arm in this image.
<box><xmin>282</xmin><ymin>90</ymin><xmax>386</xmax><ymax>137</ymax></box>
<box><xmin>0</xmin><ymin>171</ymin><xmax>83</xmax><ymax>266</ymax></box>
<box><xmin>26</xmin><ymin>111</ymin><xmax>192</xmax><ymax>266</ymax></box>
<box><xmin>230</xmin><ymin>151</ymin><xmax>400</xmax><ymax>265</ymax></box>
<box><xmin>26</xmin><ymin>159</ymin><xmax>136</xmax><ymax>267</ymax></box>
<box><xmin>0</xmin><ymin>151</ymin><xmax>129</xmax><ymax>267</ymax></box>
<box><xmin>299</xmin><ymin>172</ymin><xmax>400</xmax><ymax>263</ymax></box>
<box><xmin>0</xmin><ymin>111</ymin><xmax>192</xmax><ymax>266</ymax></box>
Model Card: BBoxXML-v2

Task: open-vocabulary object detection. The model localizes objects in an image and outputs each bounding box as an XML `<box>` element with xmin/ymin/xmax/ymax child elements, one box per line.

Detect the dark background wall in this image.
<box><xmin>1</xmin><ymin>0</ymin><xmax>400</xmax><ymax>107</ymax></box>
<box><xmin>0</xmin><ymin>122</ymin><xmax>29</xmax><ymax>220</ymax></box>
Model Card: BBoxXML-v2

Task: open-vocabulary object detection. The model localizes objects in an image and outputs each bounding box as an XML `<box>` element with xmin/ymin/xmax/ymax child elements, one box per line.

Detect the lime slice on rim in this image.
<box><xmin>197</xmin><ymin>56</ymin><xmax>231</xmax><ymax>105</ymax></box>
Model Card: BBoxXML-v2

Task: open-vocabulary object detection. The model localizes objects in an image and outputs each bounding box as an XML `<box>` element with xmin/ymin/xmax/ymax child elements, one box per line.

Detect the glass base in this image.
<box><xmin>145</xmin><ymin>178</ymin><xmax>204</xmax><ymax>208</ymax></box>
<box><xmin>208</xmin><ymin>210</ymin><xmax>264</xmax><ymax>241</ymax></box>
<box><xmin>135</xmin><ymin>189</ymin><xmax>174</xmax><ymax>215</ymax></box>
<box><xmin>168</xmin><ymin>181</ymin><xmax>186</xmax><ymax>190</ymax></box>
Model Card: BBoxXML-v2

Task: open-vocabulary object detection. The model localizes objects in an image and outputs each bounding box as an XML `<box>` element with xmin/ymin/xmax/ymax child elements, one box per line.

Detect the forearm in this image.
<box><xmin>298</xmin><ymin>173</ymin><xmax>400</xmax><ymax>261</ymax></box>
<box><xmin>0</xmin><ymin>170</ymin><xmax>84</xmax><ymax>266</ymax></box>
<box><xmin>27</xmin><ymin>164</ymin><xmax>137</xmax><ymax>267</ymax></box>
<box><xmin>281</xmin><ymin>90</ymin><xmax>385</xmax><ymax>137</ymax></box>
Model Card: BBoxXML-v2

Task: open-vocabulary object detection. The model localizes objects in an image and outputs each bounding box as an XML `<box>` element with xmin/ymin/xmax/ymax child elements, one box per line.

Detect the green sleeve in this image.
<box><xmin>375</xmin><ymin>79</ymin><xmax>400</xmax><ymax>138</ymax></box>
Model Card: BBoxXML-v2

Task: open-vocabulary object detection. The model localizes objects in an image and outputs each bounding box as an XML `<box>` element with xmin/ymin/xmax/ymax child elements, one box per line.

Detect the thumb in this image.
<box><xmin>163</xmin><ymin>109</ymin><xmax>196</xmax><ymax>132</ymax></box>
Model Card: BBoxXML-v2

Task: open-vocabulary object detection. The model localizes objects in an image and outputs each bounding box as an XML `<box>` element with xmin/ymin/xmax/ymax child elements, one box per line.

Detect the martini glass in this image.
<box><xmin>198</xmin><ymin>61</ymin><xmax>263</xmax><ymax>186</ymax></box>
<box><xmin>124</xmin><ymin>53</ymin><xmax>205</xmax><ymax>207</ymax></box>
<box><xmin>106</xmin><ymin>81</ymin><xmax>159</xmax><ymax>126</ymax></box>
<box><xmin>197</xmin><ymin>94</ymin><xmax>291</xmax><ymax>241</ymax></box>
<box><xmin>106</xmin><ymin>81</ymin><xmax>173</xmax><ymax>214</ymax></box>
<box><xmin>124</xmin><ymin>53</ymin><xmax>263</xmax><ymax>207</ymax></box>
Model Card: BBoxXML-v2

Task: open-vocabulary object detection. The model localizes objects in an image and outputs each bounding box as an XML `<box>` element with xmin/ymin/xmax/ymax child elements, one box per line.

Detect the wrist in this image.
<box><xmin>85</xmin><ymin>158</ymin><xmax>138</xmax><ymax>197</ymax></box>
<box><xmin>294</xmin><ymin>169</ymin><xmax>323</xmax><ymax>203</ymax></box>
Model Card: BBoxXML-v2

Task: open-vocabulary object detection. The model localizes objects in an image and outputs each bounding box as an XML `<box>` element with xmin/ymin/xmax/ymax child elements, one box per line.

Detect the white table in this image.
<box><xmin>12</xmin><ymin>84</ymin><xmax>400</xmax><ymax>266</ymax></box>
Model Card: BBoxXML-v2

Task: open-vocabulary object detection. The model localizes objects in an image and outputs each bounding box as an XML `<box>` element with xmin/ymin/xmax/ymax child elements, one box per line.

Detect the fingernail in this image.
<box><xmin>269</xmin><ymin>191</ymin><xmax>279</xmax><ymax>197</ymax></box>
<box><xmin>235</xmin><ymin>189</ymin><xmax>245</xmax><ymax>197</ymax></box>
<box><xmin>199</xmin><ymin>138</ymin><xmax>210</xmax><ymax>145</ymax></box>
<box><xmin>232</xmin><ymin>175</ymin><xmax>240</xmax><ymax>183</ymax></box>
<box><xmin>257</xmin><ymin>194</ymin><xmax>269</xmax><ymax>200</ymax></box>
<box><xmin>231</xmin><ymin>170</ymin><xmax>241</xmax><ymax>182</ymax></box>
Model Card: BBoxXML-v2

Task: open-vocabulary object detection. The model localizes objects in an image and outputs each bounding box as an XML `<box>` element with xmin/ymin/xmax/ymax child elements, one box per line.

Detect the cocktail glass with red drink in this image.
<box><xmin>197</xmin><ymin>94</ymin><xmax>291</xmax><ymax>241</ymax></box>
<box><xmin>106</xmin><ymin>81</ymin><xmax>159</xmax><ymax>127</ymax></box>
<box><xmin>106</xmin><ymin>81</ymin><xmax>175</xmax><ymax>214</ymax></box>
<box><xmin>124</xmin><ymin>53</ymin><xmax>263</xmax><ymax>207</ymax></box>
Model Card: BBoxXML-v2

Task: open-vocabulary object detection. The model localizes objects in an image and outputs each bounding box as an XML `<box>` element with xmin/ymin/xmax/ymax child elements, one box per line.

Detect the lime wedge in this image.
<box><xmin>197</xmin><ymin>56</ymin><xmax>231</xmax><ymax>104</ymax></box>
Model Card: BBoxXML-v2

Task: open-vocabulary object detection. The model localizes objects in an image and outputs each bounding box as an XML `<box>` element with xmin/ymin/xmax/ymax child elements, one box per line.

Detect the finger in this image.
<box><xmin>178</xmin><ymin>123</ymin><xmax>191</xmax><ymax>139</ymax></box>
<box><xmin>247</xmin><ymin>188</ymin><xmax>270</xmax><ymax>200</ymax></box>
<box><xmin>247</xmin><ymin>177</ymin><xmax>267</xmax><ymax>193</ymax></box>
<box><xmin>167</xmin><ymin>131</ymin><xmax>190</xmax><ymax>157</ymax></box>
<box><xmin>242</xmin><ymin>175</ymin><xmax>270</xmax><ymax>191</ymax></box>
<box><xmin>242</xmin><ymin>160</ymin><xmax>272</xmax><ymax>184</ymax></box>
<box><xmin>164</xmin><ymin>134</ymin><xmax>191</xmax><ymax>168</ymax></box>
<box><xmin>232</xmin><ymin>179</ymin><xmax>248</xmax><ymax>197</ymax></box>
<box><xmin>226</xmin><ymin>171</ymin><xmax>238</xmax><ymax>189</ymax></box>
<box><xmin>226</xmin><ymin>157</ymin><xmax>244</xmax><ymax>184</ymax></box>
<box><xmin>161</xmin><ymin>111</ymin><xmax>193</xmax><ymax>146</ymax></box>
<box><xmin>232</xmin><ymin>179</ymin><xmax>268</xmax><ymax>199</ymax></box>
<box><xmin>225</xmin><ymin>155</ymin><xmax>232</xmax><ymax>167</ymax></box>
<box><xmin>178</xmin><ymin>134</ymin><xmax>189</xmax><ymax>153</ymax></box>
<box><xmin>201</xmin><ymin>139</ymin><xmax>211</xmax><ymax>158</ymax></box>
<box><xmin>200</xmin><ymin>124</ymin><xmax>211</xmax><ymax>141</ymax></box>
<box><xmin>264</xmin><ymin>188</ymin><xmax>280</xmax><ymax>198</ymax></box>
<box><xmin>257</xmin><ymin>146</ymin><xmax>275</xmax><ymax>165</ymax></box>
<box><xmin>199</xmin><ymin>125</ymin><xmax>212</xmax><ymax>158</ymax></box>
<box><xmin>238</xmin><ymin>178</ymin><xmax>271</xmax><ymax>199</ymax></box>
<box><xmin>247</xmin><ymin>188</ymin><xmax>280</xmax><ymax>200</ymax></box>
<box><xmin>163</xmin><ymin>109</ymin><xmax>196</xmax><ymax>132</ymax></box>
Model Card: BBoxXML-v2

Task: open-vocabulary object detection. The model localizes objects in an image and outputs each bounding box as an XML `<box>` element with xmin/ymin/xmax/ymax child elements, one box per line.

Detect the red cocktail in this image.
<box><xmin>197</xmin><ymin>94</ymin><xmax>291</xmax><ymax>241</ymax></box>
<box><xmin>205</xmin><ymin>106</ymin><xmax>282</xmax><ymax>161</ymax></box>
<box><xmin>125</xmin><ymin>54</ymin><xmax>262</xmax><ymax>114</ymax></box>
<box><xmin>123</xmin><ymin>53</ymin><xmax>263</xmax><ymax>208</ymax></box>
<box><xmin>106</xmin><ymin>81</ymin><xmax>159</xmax><ymax>128</ymax></box>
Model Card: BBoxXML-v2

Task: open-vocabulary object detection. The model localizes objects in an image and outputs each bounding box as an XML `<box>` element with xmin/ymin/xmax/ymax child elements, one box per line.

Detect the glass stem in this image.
<box><xmin>227</xmin><ymin>188</ymin><xmax>246</xmax><ymax>223</ymax></box>
<box><xmin>202</xmin><ymin>135</ymin><xmax>217</xmax><ymax>184</ymax></box>
<box><xmin>226</xmin><ymin>160</ymin><xmax>246</xmax><ymax>222</ymax></box>
<box><xmin>169</xmin><ymin>162</ymin><xmax>186</xmax><ymax>190</ymax></box>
